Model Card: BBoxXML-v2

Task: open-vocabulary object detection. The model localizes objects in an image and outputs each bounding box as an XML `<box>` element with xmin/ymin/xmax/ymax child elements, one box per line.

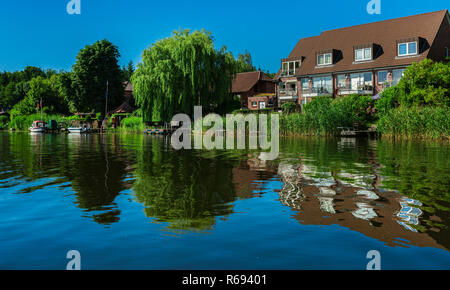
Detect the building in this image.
<box><xmin>275</xmin><ymin>10</ymin><xmax>450</xmax><ymax>110</ymax></box>
<box><xmin>109</xmin><ymin>81</ymin><xmax>136</xmax><ymax>127</ymax></box>
<box><xmin>232</xmin><ymin>71</ymin><xmax>276</xmax><ymax>110</ymax></box>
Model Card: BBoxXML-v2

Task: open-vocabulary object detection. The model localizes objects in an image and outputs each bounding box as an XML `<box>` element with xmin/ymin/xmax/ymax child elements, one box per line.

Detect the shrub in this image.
<box><xmin>281</xmin><ymin>102</ymin><xmax>297</xmax><ymax>114</ymax></box>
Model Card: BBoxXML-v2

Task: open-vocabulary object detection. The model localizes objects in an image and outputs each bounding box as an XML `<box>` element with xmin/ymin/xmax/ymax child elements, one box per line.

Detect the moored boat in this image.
<box><xmin>68</xmin><ymin>127</ymin><xmax>89</xmax><ymax>134</ymax></box>
<box><xmin>29</xmin><ymin>121</ymin><xmax>47</xmax><ymax>133</ymax></box>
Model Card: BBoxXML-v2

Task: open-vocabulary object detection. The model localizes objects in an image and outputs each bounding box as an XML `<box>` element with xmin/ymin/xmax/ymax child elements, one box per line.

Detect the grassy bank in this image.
<box><xmin>377</xmin><ymin>106</ymin><xmax>450</xmax><ymax>139</ymax></box>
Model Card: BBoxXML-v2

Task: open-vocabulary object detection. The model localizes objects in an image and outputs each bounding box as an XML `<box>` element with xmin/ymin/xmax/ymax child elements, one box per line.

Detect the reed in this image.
<box><xmin>377</xmin><ymin>106</ymin><xmax>450</xmax><ymax>139</ymax></box>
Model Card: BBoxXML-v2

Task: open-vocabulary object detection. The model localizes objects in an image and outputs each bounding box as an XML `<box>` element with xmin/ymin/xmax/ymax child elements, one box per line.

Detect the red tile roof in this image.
<box><xmin>232</xmin><ymin>71</ymin><xmax>273</xmax><ymax>93</ymax></box>
<box><xmin>276</xmin><ymin>10</ymin><xmax>449</xmax><ymax>78</ymax></box>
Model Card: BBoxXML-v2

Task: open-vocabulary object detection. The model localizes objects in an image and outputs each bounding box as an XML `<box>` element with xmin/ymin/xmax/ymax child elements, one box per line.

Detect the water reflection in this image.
<box><xmin>0</xmin><ymin>132</ymin><xmax>449</xmax><ymax>251</ymax></box>
<box><xmin>277</xmin><ymin>138</ymin><xmax>450</xmax><ymax>251</ymax></box>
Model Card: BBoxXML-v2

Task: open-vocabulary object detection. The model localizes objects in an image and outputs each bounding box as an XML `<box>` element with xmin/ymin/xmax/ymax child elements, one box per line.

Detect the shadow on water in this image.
<box><xmin>0</xmin><ymin>132</ymin><xmax>449</xmax><ymax>250</ymax></box>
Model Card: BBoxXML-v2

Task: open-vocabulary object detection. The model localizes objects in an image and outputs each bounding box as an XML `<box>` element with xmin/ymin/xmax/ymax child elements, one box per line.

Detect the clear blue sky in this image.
<box><xmin>0</xmin><ymin>0</ymin><xmax>448</xmax><ymax>73</ymax></box>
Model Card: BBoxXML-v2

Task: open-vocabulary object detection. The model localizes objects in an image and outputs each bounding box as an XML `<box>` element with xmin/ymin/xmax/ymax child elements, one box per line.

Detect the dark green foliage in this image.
<box><xmin>281</xmin><ymin>102</ymin><xmax>297</xmax><ymax>114</ymax></box>
<box><xmin>70</xmin><ymin>39</ymin><xmax>124</xmax><ymax>113</ymax></box>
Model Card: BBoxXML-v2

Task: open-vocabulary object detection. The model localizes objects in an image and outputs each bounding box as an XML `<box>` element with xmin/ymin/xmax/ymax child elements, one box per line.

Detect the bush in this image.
<box><xmin>375</xmin><ymin>86</ymin><xmax>400</xmax><ymax>116</ymax></box>
<box><xmin>396</xmin><ymin>59</ymin><xmax>449</xmax><ymax>107</ymax></box>
<box><xmin>281</xmin><ymin>102</ymin><xmax>297</xmax><ymax>114</ymax></box>
<box><xmin>0</xmin><ymin>115</ymin><xmax>8</xmax><ymax>127</ymax></box>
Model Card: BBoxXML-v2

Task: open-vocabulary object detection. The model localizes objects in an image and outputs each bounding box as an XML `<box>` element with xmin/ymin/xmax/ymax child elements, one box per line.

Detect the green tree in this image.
<box><xmin>70</xmin><ymin>39</ymin><xmax>124</xmax><ymax>113</ymax></box>
<box><xmin>10</xmin><ymin>76</ymin><xmax>69</xmax><ymax>117</ymax></box>
<box><xmin>235</xmin><ymin>50</ymin><xmax>256</xmax><ymax>73</ymax></box>
<box><xmin>131</xmin><ymin>29</ymin><xmax>238</xmax><ymax>122</ymax></box>
<box><xmin>122</xmin><ymin>60</ymin><xmax>135</xmax><ymax>81</ymax></box>
<box><xmin>396</xmin><ymin>59</ymin><xmax>449</xmax><ymax>107</ymax></box>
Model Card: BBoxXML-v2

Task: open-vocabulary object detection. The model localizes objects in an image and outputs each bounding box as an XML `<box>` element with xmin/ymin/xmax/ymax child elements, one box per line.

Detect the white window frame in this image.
<box><xmin>282</xmin><ymin>60</ymin><xmax>301</xmax><ymax>76</ymax></box>
<box><xmin>398</xmin><ymin>41</ymin><xmax>418</xmax><ymax>56</ymax></box>
<box><xmin>377</xmin><ymin>70</ymin><xmax>388</xmax><ymax>84</ymax></box>
<box><xmin>355</xmin><ymin>47</ymin><xmax>372</xmax><ymax>61</ymax></box>
<box><xmin>317</xmin><ymin>53</ymin><xmax>332</xmax><ymax>66</ymax></box>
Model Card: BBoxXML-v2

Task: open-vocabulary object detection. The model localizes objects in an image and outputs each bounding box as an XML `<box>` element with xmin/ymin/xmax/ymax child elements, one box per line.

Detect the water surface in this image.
<box><xmin>0</xmin><ymin>132</ymin><xmax>449</xmax><ymax>269</ymax></box>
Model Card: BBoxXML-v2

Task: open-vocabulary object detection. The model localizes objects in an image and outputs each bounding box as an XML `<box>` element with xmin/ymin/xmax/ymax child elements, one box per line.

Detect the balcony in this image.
<box><xmin>301</xmin><ymin>86</ymin><xmax>333</xmax><ymax>97</ymax></box>
<box><xmin>278</xmin><ymin>88</ymin><xmax>298</xmax><ymax>102</ymax></box>
<box><xmin>338</xmin><ymin>83</ymin><xmax>373</xmax><ymax>96</ymax></box>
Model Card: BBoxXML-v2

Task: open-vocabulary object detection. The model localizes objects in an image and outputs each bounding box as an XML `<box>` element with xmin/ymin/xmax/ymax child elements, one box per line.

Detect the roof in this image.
<box><xmin>123</xmin><ymin>81</ymin><xmax>133</xmax><ymax>92</ymax></box>
<box><xmin>109</xmin><ymin>101</ymin><xmax>136</xmax><ymax>115</ymax></box>
<box><xmin>232</xmin><ymin>71</ymin><xmax>273</xmax><ymax>93</ymax></box>
<box><xmin>277</xmin><ymin>10</ymin><xmax>449</xmax><ymax>78</ymax></box>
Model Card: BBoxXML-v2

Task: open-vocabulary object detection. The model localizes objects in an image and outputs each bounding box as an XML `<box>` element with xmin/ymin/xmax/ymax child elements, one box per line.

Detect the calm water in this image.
<box><xmin>0</xmin><ymin>132</ymin><xmax>449</xmax><ymax>270</ymax></box>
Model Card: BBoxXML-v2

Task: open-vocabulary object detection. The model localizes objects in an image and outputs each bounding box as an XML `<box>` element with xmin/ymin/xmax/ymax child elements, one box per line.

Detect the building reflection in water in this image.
<box><xmin>276</xmin><ymin>159</ymin><xmax>447</xmax><ymax>250</ymax></box>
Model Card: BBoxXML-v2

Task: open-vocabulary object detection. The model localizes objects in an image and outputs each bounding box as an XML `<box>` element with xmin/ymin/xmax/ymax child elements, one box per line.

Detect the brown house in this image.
<box><xmin>109</xmin><ymin>81</ymin><xmax>136</xmax><ymax>127</ymax></box>
<box><xmin>232</xmin><ymin>71</ymin><xmax>276</xmax><ymax>110</ymax></box>
<box><xmin>275</xmin><ymin>10</ymin><xmax>450</xmax><ymax>110</ymax></box>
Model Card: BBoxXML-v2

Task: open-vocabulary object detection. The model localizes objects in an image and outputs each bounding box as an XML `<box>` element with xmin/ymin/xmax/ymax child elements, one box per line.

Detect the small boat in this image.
<box><xmin>68</xmin><ymin>127</ymin><xmax>89</xmax><ymax>134</ymax></box>
<box><xmin>29</xmin><ymin>121</ymin><xmax>47</xmax><ymax>133</ymax></box>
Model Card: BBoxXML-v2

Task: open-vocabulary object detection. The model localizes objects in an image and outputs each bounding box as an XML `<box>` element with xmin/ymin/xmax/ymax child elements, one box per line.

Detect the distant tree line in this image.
<box><xmin>0</xmin><ymin>40</ymin><xmax>136</xmax><ymax>118</ymax></box>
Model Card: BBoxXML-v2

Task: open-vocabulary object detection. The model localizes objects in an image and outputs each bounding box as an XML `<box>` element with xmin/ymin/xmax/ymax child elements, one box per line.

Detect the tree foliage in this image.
<box><xmin>10</xmin><ymin>75</ymin><xmax>69</xmax><ymax>118</ymax></box>
<box><xmin>70</xmin><ymin>39</ymin><xmax>124</xmax><ymax>113</ymax></box>
<box><xmin>131</xmin><ymin>29</ymin><xmax>243</xmax><ymax>122</ymax></box>
<box><xmin>395</xmin><ymin>59</ymin><xmax>449</xmax><ymax>107</ymax></box>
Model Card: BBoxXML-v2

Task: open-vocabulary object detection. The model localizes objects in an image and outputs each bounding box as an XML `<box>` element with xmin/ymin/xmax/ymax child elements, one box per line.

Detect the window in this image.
<box><xmin>398</xmin><ymin>41</ymin><xmax>417</xmax><ymax>56</ymax></box>
<box><xmin>282</xmin><ymin>60</ymin><xmax>301</xmax><ymax>75</ymax></box>
<box><xmin>301</xmin><ymin>78</ymin><xmax>309</xmax><ymax>90</ymax></box>
<box><xmin>350</xmin><ymin>72</ymin><xmax>372</xmax><ymax>90</ymax></box>
<box><xmin>279</xmin><ymin>82</ymin><xmax>286</xmax><ymax>90</ymax></box>
<box><xmin>355</xmin><ymin>48</ymin><xmax>372</xmax><ymax>61</ymax></box>
<box><xmin>251</xmin><ymin>101</ymin><xmax>257</xmax><ymax>107</ymax></box>
<box><xmin>317</xmin><ymin>53</ymin><xmax>332</xmax><ymax>66</ymax></box>
<box><xmin>446</xmin><ymin>47</ymin><xmax>449</xmax><ymax>58</ymax></box>
<box><xmin>377</xmin><ymin>71</ymin><xmax>388</xmax><ymax>84</ymax></box>
<box><xmin>289</xmin><ymin>82</ymin><xmax>297</xmax><ymax>91</ymax></box>
<box><xmin>337</xmin><ymin>74</ymin><xmax>346</xmax><ymax>88</ymax></box>
<box><xmin>312</xmin><ymin>76</ymin><xmax>332</xmax><ymax>93</ymax></box>
<box><xmin>392</xmin><ymin>68</ymin><xmax>406</xmax><ymax>85</ymax></box>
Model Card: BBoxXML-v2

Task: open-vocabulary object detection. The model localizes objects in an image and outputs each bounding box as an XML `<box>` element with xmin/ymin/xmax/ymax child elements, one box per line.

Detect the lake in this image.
<box><xmin>0</xmin><ymin>132</ymin><xmax>449</xmax><ymax>269</ymax></box>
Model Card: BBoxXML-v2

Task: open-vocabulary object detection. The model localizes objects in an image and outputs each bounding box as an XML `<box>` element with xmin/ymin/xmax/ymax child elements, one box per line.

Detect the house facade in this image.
<box><xmin>275</xmin><ymin>10</ymin><xmax>450</xmax><ymax>110</ymax></box>
<box><xmin>232</xmin><ymin>71</ymin><xmax>276</xmax><ymax>110</ymax></box>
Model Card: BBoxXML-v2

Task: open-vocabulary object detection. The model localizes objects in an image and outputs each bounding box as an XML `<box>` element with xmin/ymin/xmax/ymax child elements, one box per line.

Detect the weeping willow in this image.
<box><xmin>131</xmin><ymin>29</ymin><xmax>238</xmax><ymax>122</ymax></box>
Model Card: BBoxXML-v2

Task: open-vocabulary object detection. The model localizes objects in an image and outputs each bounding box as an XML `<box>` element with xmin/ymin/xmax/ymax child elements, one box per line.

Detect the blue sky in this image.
<box><xmin>0</xmin><ymin>0</ymin><xmax>448</xmax><ymax>73</ymax></box>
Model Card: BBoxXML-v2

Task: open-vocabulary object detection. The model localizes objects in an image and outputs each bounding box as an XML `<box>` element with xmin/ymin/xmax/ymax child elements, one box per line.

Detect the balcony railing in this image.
<box><xmin>278</xmin><ymin>89</ymin><xmax>297</xmax><ymax>96</ymax></box>
<box><xmin>301</xmin><ymin>86</ymin><xmax>333</xmax><ymax>96</ymax></box>
<box><xmin>338</xmin><ymin>83</ymin><xmax>373</xmax><ymax>95</ymax></box>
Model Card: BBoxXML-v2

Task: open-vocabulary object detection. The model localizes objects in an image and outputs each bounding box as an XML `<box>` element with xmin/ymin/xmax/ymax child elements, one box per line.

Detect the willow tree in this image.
<box><xmin>131</xmin><ymin>29</ymin><xmax>238</xmax><ymax>122</ymax></box>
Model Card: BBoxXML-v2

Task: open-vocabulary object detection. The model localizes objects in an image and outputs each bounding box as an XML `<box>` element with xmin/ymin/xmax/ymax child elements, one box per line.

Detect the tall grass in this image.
<box><xmin>119</xmin><ymin>117</ymin><xmax>146</xmax><ymax>132</ymax></box>
<box><xmin>9</xmin><ymin>114</ymin><xmax>72</xmax><ymax>130</ymax></box>
<box><xmin>377</xmin><ymin>106</ymin><xmax>450</xmax><ymax>139</ymax></box>
<box><xmin>279</xmin><ymin>95</ymin><xmax>375</xmax><ymax>136</ymax></box>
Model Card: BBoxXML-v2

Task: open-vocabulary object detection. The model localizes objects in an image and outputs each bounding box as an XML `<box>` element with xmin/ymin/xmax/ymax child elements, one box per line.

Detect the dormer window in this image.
<box><xmin>317</xmin><ymin>53</ymin><xmax>332</xmax><ymax>66</ymax></box>
<box><xmin>355</xmin><ymin>47</ymin><xmax>372</xmax><ymax>61</ymax></box>
<box><xmin>398</xmin><ymin>41</ymin><xmax>417</xmax><ymax>56</ymax></box>
<box><xmin>281</xmin><ymin>60</ymin><xmax>301</xmax><ymax>76</ymax></box>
